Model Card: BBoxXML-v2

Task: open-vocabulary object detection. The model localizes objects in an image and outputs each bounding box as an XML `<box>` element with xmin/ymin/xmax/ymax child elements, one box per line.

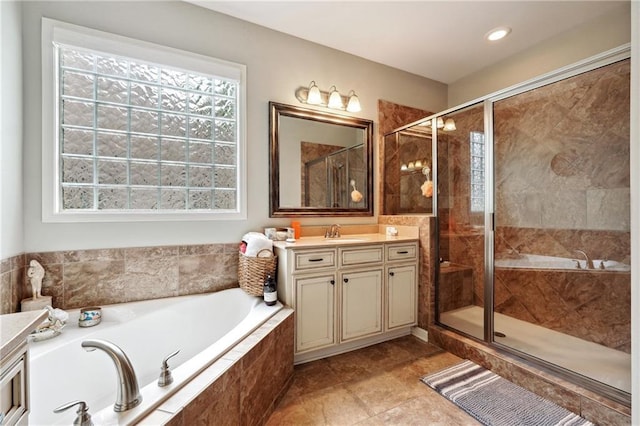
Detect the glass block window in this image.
<box><xmin>58</xmin><ymin>45</ymin><xmax>239</xmax><ymax>211</ymax></box>
<box><xmin>42</xmin><ymin>19</ymin><xmax>246</xmax><ymax>222</ymax></box>
<box><xmin>470</xmin><ymin>131</ymin><xmax>485</xmax><ymax>212</ymax></box>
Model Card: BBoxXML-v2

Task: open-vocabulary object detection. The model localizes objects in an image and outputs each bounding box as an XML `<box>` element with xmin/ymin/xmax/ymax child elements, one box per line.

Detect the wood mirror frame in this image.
<box><xmin>269</xmin><ymin>101</ymin><xmax>374</xmax><ymax>217</ymax></box>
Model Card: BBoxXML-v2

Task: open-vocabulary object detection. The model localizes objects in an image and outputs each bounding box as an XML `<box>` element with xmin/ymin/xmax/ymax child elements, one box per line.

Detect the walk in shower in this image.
<box><xmin>390</xmin><ymin>46</ymin><xmax>631</xmax><ymax>404</ymax></box>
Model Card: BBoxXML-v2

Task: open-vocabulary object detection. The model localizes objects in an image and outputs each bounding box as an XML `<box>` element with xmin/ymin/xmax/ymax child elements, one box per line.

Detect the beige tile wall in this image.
<box><xmin>0</xmin><ymin>242</ymin><xmax>240</xmax><ymax>313</ymax></box>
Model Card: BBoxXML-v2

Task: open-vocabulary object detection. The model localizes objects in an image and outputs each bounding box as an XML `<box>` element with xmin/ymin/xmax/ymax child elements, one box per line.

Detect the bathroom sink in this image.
<box><xmin>323</xmin><ymin>238</ymin><xmax>368</xmax><ymax>243</ymax></box>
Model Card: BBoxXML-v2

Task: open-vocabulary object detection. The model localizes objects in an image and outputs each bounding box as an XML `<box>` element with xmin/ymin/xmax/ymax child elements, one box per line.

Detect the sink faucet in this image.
<box><xmin>82</xmin><ymin>339</ymin><xmax>142</xmax><ymax>412</ymax></box>
<box><xmin>574</xmin><ymin>250</ymin><xmax>594</xmax><ymax>269</ymax></box>
<box><xmin>325</xmin><ymin>224</ymin><xmax>341</xmax><ymax>238</ymax></box>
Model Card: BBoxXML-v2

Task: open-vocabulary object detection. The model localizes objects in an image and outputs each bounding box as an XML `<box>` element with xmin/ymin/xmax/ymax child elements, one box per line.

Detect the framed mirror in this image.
<box><xmin>269</xmin><ymin>102</ymin><xmax>374</xmax><ymax>217</ymax></box>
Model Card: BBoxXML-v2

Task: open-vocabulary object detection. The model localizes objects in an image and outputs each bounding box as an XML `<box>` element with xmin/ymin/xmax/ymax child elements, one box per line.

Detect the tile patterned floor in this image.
<box><xmin>266</xmin><ymin>336</ymin><xmax>481</xmax><ymax>425</ymax></box>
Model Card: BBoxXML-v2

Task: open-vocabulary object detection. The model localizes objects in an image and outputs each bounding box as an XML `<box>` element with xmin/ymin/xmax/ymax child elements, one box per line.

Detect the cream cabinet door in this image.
<box><xmin>387</xmin><ymin>264</ymin><xmax>417</xmax><ymax>330</ymax></box>
<box><xmin>295</xmin><ymin>274</ymin><xmax>336</xmax><ymax>353</ymax></box>
<box><xmin>341</xmin><ymin>269</ymin><xmax>383</xmax><ymax>341</ymax></box>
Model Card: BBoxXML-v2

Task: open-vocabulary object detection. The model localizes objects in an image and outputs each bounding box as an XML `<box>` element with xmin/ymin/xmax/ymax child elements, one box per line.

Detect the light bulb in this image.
<box><xmin>346</xmin><ymin>91</ymin><xmax>361</xmax><ymax>112</ymax></box>
<box><xmin>307</xmin><ymin>81</ymin><xmax>322</xmax><ymax>105</ymax></box>
<box><xmin>327</xmin><ymin>86</ymin><xmax>343</xmax><ymax>109</ymax></box>
<box><xmin>443</xmin><ymin>118</ymin><xmax>457</xmax><ymax>131</ymax></box>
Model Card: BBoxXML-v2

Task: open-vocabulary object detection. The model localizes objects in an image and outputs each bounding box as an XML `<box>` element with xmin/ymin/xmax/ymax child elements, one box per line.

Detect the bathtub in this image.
<box><xmin>28</xmin><ymin>288</ymin><xmax>282</xmax><ymax>425</ymax></box>
<box><xmin>494</xmin><ymin>253</ymin><xmax>630</xmax><ymax>272</ymax></box>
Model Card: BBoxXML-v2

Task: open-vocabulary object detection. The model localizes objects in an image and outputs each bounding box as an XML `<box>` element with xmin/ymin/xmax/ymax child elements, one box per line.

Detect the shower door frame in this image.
<box><xmin>433</xmin><ymin>43</ymin><xmax>632</xmax><ymax>406</ymax></box>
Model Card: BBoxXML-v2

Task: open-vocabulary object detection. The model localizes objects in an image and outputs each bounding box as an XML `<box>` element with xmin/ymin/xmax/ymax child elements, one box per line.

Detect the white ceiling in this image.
<box><xmin>187</xmin><ymin>1</ymin><xmax>626</xmax><ymax>84</ymax></box>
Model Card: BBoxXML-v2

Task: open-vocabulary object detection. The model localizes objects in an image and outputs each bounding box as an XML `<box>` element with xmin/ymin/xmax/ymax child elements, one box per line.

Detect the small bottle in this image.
<box><xmin>291</xmin><ymin>221</ymin><xmax>301</xmax><ymax>239</ymax></box>
<box><xmin>263</xmin><ymin>275</ymin><xmax>277</xmax><ymax>306</ymax></box>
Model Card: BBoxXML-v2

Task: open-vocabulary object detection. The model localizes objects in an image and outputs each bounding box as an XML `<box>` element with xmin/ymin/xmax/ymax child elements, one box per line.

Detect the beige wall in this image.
<box><xmin>0</xmin><ymin>1</ymin><xmax>24</xmax><ymax>259</ymax></box>
<box><xmin>447</xmin><ymin>3</ymin><xmax>631</xmax><ymax>107</ymax></box>
<box><xmin>17</xmin><ymin>1</ymin><xmax>447</xmax><ymax>252</ymax></box>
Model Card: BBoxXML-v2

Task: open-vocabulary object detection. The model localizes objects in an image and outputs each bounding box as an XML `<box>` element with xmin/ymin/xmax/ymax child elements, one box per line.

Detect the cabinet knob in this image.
<box><xmin>330</xmin><ymin>279</ymin><xmax>335</xmax><ymax>285</ymax></box>
<box><xmin>343</xmin><ymin>278</ymin><xmax>349</xmax><ymax>283</ymax></box>
<box><xmin>389</xmin><ymin>271</ymin><xmax>395</xmax><ymax>276</ymax></box>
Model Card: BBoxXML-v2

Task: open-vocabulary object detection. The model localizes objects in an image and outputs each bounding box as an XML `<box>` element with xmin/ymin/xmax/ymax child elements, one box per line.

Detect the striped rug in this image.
<box><xmin>421</xmin><ymin>360</ymin><xmax>594</xmax><ymax>426</ymax></box>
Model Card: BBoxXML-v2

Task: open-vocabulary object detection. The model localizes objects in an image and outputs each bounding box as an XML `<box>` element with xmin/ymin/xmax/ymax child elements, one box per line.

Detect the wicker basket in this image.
<box><xmin>238</xmin><ymin>250</ymin><xmax>277</xmax><ymax>296</ymax></box>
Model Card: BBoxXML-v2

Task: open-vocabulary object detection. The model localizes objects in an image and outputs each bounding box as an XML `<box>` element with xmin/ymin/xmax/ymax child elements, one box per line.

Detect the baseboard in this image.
<box><xmin>411</xmin><ymin>326</ymin><xmax>429</xmax><ymax>342</ymax></box>
<box><xmin>294</xmin><ymin>327</ymin><xmax>412</xmax><ymax>364</ymax></box>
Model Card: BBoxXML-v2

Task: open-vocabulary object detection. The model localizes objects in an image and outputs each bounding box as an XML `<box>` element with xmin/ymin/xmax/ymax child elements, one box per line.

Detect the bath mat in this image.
<box><xmin>421</xmin><ymin>360</ymin><xmax>593</xmax><ymax>426</ymax></box>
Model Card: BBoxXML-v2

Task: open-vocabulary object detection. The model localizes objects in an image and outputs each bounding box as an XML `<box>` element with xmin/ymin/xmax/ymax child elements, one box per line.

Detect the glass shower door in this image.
<box><xmin>436</xmin><ymin>102</ymin><xmax>486</xmax><ymax>340</ymax></box>
<box><xmin>492</xmin><ymin>59</ymin><xmax>631</xmax><ymax>395</ymax></box>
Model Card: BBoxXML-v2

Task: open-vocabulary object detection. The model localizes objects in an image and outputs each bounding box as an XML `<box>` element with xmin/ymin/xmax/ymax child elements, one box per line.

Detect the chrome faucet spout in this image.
<box><xmin>81</xmin><ymin>339</ymin><xmax>142</xmax><ymax>412</ymax></box>
<box><xmin>574</xmin><ymin>250</ymin><xmax>594</xmax><ymax>269</ymax></box>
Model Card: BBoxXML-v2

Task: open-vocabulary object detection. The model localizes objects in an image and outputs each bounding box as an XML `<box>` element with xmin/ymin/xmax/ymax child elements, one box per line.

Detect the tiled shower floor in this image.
<box><xmin>266</xmin><ymin>335</ymin><xmax>481</xmax><ymax>425</ymax></box>
<box><xmin>440</xmin><ymin>305</ymin><xmax>631</xmax><ymax>393</ymax></box>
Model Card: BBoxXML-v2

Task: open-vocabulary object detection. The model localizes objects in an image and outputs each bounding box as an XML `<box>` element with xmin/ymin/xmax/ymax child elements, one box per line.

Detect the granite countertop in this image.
<box><xmin>0</xmin><ymin>309</ymin><xmax>48</xmax><ymax>358</ymax></box>
<box><xmin>273</xmin><ymin>233</ymin><xmax>418</xmax><ymax>249</ymax></box>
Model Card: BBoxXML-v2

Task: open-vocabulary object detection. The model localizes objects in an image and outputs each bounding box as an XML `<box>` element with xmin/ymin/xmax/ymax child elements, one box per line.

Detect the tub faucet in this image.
<box><xmin>81</xmin><ymin>339</ymin><xmax>142</xmax><ymax>412</ymax></box>
<box><xmin>574</xmin><ymin>250</ymin><xmax>594</xmax><ymax>269</ymax></box>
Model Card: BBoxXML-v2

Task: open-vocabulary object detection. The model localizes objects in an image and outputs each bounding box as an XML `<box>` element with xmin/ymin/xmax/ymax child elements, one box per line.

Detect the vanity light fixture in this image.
<box><xmin>419</xmin><ymin>117</ymin><xmax>456</xmax><ymax>131</ymax></box>
<box><xmin>295</xmin><ymin>82</ymin><xmax>362</xmax><ymax>112</ymax></box>
<box><xmin>485</xmin><ymin>26</ymin><xmax>511</xmax><ymax>42</ymax></box>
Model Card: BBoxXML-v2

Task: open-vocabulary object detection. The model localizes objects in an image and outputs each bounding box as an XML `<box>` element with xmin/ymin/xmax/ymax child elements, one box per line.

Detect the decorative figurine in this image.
<box><xmin>27</xmin><ymin>259</ymin><xmax>45</xmax><ymax>299</ymax></box>
<box><xmin>21</xmin><ymin>259</ymin><xmax>52</xmax><ymax>312</ymax></box>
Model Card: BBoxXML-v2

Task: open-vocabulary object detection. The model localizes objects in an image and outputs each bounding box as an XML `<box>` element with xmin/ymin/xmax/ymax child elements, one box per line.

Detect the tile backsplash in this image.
<box><xmin>1</xmin><ymin>243</ymin><xmax>239</xmax><ymax>314</ymax></box>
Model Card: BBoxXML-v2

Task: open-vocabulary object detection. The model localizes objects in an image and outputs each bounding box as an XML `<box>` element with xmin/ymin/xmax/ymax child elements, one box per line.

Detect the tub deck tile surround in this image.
<box><xmin>146</xmin><ymin>308</ymin><xmax>294</xmax><ymax>426</ymax></box>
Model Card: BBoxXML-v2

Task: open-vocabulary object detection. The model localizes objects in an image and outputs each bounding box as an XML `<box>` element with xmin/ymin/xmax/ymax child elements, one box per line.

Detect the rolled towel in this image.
<box><xmin>242</xmin><ymin>232</ymin><xmax>274</xmax><ymax>257</ymax></box>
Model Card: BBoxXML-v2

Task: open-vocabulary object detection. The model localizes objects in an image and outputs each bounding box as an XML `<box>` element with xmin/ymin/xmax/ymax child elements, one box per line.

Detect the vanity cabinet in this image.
<box><xmin>386</xmin><ymin>243</ymin><xmax>418</xmax><ymax>330</ymax></box>
<box><xmin>275</xmin><ymin>239</ymin><xmax>418</xmax><ymax>363</ymax></box>
<box><xmin>0</xmin><ymin>342</ymin><xmax>28</xmax><ymax>426</ymax></box>
<box><xmin>340</xmin><ymin>268</ymin><xmax>383</xmax><ymax>341</ymax></box>
<box><xmin>295</xmin><ymin>273</ymin><xmax>337</xmax><ymax>352</ymax></box>
<box><xmin>0</xmin><ymin>310</ymin><xmax>46</xmax><ymax>426</ymax></box>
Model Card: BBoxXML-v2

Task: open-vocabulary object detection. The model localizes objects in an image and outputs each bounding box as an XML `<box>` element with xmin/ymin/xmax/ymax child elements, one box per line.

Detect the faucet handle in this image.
<box><xmin>53</xmin><ymin>400</ymin><xmax>93</xmax><ymax>426</ymax></box>
<box><xmin>158</xmin><ymin>349</ymin><xmax>180</xmax><ymax>387</ymax></box>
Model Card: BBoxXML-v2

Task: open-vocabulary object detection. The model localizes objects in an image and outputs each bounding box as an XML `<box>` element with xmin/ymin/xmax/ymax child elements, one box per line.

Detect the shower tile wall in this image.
<box><xmin>0</xmin><ymin>243</ymin><xmax>239</xmax><ymax>313</ymax></box>
<box><xmin>378</xmin><ymin>98</ymin><xmax>436</xmax><ymax>330</ymax></box>
<box><xmin>378</xmin><ymin>99</ymin><xmax>433</xmax><ymax>216</ymax></box>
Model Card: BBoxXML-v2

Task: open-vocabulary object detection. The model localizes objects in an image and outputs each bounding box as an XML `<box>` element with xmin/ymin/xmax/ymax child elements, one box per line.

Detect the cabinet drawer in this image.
<box><xmin>340</xmin><ymin>246</ymin><xmax>383</xmax><ymax>267</ymax></box>
<box><xmin>386</xmin><ymin>243</ymin><xmax>418</xmax><ymax>262</ymax></box>
<box><xmin>294</xmin><ymin>249</ymin><xmax>336</xmax><ymax>272</ymax></box>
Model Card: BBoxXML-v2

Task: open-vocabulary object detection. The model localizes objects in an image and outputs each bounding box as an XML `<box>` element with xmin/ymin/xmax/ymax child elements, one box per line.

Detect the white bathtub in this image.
<box><xmin>28</xmin><ymin>288</ymin><xmax>282</xmax><ymax>426</ymax></box>
<box><xmin>495</xmin><ymin>253</ymin><xmax>630</xmax><ymax>272</ymax></box>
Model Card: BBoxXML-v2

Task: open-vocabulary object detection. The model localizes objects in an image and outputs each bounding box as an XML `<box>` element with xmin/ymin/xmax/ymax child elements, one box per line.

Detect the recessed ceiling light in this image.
<box><xmin>485</xmin><ymin>26</ymin><xmax>511</xmax><ymax>42</ymax></box>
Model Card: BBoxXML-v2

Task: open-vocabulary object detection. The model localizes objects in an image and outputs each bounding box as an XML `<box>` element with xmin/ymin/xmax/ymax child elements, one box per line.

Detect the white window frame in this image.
<box><xmin>41</xmin><ymin>18</ymin><xmax>247</xmax><ymax>222</ymax></box>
